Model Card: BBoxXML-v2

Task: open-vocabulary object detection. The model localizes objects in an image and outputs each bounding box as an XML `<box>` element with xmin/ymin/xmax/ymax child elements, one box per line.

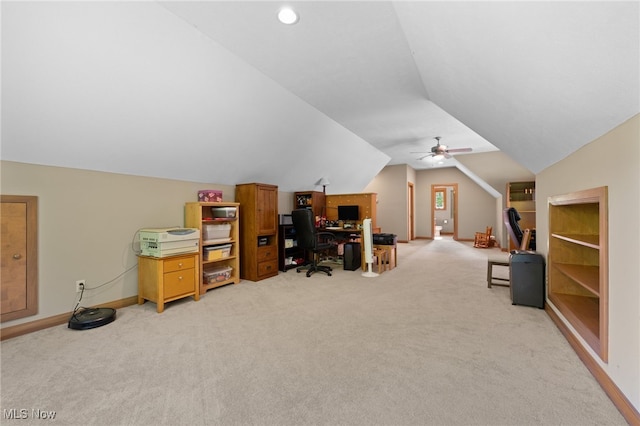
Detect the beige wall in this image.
<box><xmin>277</xmin><ymin>191</ymin><xmax>294</xmax><ymax>218</ymax></box>
<box><xmin>536</xmin><ymin>114</ymin><xmax>640</xmax><ymax>412</ymax></box>
<box><xmin>0</xmin><ymin>158</ymin><xmax>498</xmax><ymax>330</ymax></box>
<box><xmin>457</xmin><ymin>151</ymin><xmax>535</xmax><ymax>247</ymax></box>
<box><xmin>0</xmin><ymin>161</ymin><xmax>293</xmax><ymax>328</ymax></box>
<box><xmin>415</xmin><ymin>167</ymin><xmax>497</xmax><ymax>240</ymax></box>
<box><xmin>364</xmin><ymin>165</ymin><xmax>411</xmax><ymax>241</ymax></box>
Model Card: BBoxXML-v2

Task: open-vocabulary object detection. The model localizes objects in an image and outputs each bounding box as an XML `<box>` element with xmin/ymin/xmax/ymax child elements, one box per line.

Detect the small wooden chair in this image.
<box><xmin>474</xmin><ymin>226</ymin><xmax>492</xmax><ymax>248</ymax></box>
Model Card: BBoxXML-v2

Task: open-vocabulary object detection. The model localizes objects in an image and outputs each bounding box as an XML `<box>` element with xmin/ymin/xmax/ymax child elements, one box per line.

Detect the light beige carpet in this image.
<box><xmin>0</xmin><ymin>238</ymin><xmax>626</xmax><ymax>425</ymax></box>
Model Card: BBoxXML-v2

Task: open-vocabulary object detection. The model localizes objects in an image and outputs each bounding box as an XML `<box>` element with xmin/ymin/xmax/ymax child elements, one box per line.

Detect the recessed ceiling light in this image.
<box><xmin>277</xmin><ymin>7</ymin><xmax>299</xmax><ymax>25</ymax></box>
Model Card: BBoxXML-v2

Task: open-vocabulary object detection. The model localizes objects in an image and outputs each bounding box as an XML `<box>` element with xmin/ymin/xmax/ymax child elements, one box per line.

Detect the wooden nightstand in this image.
<box><xmin>137</xmin><ymin>252</ymin><xmax>200</xmax><ymax>313</ymax></box>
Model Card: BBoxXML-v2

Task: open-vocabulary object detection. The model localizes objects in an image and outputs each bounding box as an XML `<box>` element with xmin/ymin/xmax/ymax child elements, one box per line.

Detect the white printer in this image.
<box><xmin>139</xmin><ymin>227</ymin><xmax>200</xmax><ymax>258</ymax></box>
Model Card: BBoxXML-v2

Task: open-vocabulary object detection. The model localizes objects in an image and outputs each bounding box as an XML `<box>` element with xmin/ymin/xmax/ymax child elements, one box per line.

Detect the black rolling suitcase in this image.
<box><xmin>509</xmin><ymin>251</ymin><xmax>545</xmax><ymax>308</ymax></box>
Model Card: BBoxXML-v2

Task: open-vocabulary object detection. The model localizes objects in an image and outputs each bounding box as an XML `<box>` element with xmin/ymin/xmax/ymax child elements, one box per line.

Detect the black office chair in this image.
<box><xmin>291</xmin><ymin>209</ymin><xmax>336</xmax><ymax>277</ymax></box>
<box><xmin>504</xmin><ymin>207</ymin><xmax>535</xmax><ymax>251</ymax></box>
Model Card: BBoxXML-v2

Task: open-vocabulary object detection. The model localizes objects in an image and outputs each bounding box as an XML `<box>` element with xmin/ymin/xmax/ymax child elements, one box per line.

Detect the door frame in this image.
<box><xmin>408</xmin><ymin>182</ymin><xmax>415</xmax><ymax>241</ymax></box>
<box><xmin>431</xmin><ymin>184</ymin><xmax>459</xmax><ymax>240</ymax></box>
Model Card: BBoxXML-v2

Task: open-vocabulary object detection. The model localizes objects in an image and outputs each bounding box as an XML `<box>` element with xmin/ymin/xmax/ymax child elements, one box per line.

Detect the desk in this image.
<box><xmin>322</xmin><ymin>228</ymin><xmax>361</xmax><ymax>239</ymax></box>
<box><xmin>320</xmin><ymin>228</ymin><xmax>393</xmax><ymax>271</ymax></box>
<box><xmin>321</xmin><ymin>227</ymin><xmax>381</xmax><ymax>235</ymax></box>
<box><xmin>320</xmin><ymin>228</ymin><xmax>360</xmax><ymax>261</ymax></box>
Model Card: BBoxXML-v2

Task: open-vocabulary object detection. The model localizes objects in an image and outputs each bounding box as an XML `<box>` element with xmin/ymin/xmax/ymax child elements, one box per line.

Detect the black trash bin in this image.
<box><xmin>509</xmin><ymin>250</ymin><xmax>545</xmax><ymax>308</ymax></box>
<box><xmin>343</xmin><ymin>242</ymin><xmax>361</xmax><ymax>271</ymax></box>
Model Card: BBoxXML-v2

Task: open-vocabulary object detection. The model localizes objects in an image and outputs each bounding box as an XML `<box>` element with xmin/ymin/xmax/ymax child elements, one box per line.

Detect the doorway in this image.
<box><xmin>431</xmin><ymin>184</ymin><xmax>458</xmax><ymax>240</ymax></box>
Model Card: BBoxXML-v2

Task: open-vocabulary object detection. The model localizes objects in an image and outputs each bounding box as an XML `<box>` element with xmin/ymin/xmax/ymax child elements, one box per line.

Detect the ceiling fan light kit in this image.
<box><xmin>413</xmin><ymin>136</ymin><xmax>472</xmax><ymax>162</ymax></box>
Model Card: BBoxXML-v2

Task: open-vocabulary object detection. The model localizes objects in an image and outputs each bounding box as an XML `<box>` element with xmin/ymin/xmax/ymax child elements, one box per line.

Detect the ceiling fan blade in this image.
<box><xmin>447</xmin><ymin>147</ymin><xmax>472</xmax><ymax>153</ymax></box>
<box><xmin>410</xmin><ymin>151</ymin><xmax>430</xmax><ymax>154</ymax></box>
<box><xmin>417</xmin><ymin>154</ymin><xmax>433</xmax><ymax>160</ymax></box>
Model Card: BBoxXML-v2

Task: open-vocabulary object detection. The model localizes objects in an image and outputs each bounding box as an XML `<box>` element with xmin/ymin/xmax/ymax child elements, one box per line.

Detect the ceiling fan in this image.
<box><xmin>412</xmin><ymin>137</ymin><xmax>472</xmax><ymax>160</ymax></box>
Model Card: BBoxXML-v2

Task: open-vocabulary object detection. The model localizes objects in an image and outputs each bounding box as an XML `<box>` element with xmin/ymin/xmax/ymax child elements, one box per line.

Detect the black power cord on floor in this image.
<box><xmin>66</xmin><ymin>264</ymin><xmax>136</xmax><ymax>330</ymax></box>
<box><xmin>67</xmin><ymin>228</ymin><xmax>145</xmax><ymax>329</ymax></box>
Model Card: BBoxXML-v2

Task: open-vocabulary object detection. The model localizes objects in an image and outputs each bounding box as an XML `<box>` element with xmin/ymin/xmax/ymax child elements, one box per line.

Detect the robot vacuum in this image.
<box><xmin>68</xmin><ymin>307</ymin><xmax>116</xmax><ymax>330</ymax></box>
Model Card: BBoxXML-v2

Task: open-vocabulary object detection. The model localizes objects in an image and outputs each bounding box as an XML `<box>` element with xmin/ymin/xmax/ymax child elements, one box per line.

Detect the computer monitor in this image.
<box><xmin>338</xmin><ymin>205</ymin><xmax>359</xmax><ymax>221</ymax></box>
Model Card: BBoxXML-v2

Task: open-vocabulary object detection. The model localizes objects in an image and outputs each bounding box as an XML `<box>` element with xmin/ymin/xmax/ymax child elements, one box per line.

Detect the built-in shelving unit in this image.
<box><xmin>547</xmin><ymin>186</ymin><xmax>608</xmax><ymax>361</ymax></box>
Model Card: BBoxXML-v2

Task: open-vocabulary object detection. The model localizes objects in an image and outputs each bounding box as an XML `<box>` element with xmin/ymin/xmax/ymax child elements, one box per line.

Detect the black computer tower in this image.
<box><xmin>343</xmin><ymin>242</ymin><xmax>361</xmax><ymax>271</ymax></box>
<box><xmin>509</xmin><ymin>251</ymin><xmax>545</xmax><ymax>308</ymax></box>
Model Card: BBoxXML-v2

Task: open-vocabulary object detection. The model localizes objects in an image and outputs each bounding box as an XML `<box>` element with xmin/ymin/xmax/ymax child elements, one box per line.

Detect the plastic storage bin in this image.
<box><xmin>203</xmin><ymin>266</ymin><xmax>232</xmax><ymax>284</ymax></box>
<box><xmin>204</xmin><ymin>244</ymin><xmax>232</xmax><ymax>261</ymax></box>
<box><xmin>203</xmin><ymin>223</ymin><xmax>231</xmax><ymax>241</ymax></box>
<box><xmin>211</xmin><ymin>206</ymin><xmax>236</xmax><ymax>218</ymax></box>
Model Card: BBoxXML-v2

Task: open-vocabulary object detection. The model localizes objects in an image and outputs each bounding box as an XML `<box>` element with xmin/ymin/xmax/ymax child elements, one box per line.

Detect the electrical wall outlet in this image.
<box><xmin>75</xmin><ymin>280</ymin><xmax>86</xmax><ymax>293</ymax></box>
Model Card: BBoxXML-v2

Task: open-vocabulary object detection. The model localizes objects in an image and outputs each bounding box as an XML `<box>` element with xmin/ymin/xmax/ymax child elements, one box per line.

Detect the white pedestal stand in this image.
<box><xmin>361</xmin><ymin>217</ymin><xmax>378</xmax><ymax>277</ymax></box>
<box><xmin>362</xmin><ymin>262</ymin><xmax>379</xmax><ymax>277</ymax></box>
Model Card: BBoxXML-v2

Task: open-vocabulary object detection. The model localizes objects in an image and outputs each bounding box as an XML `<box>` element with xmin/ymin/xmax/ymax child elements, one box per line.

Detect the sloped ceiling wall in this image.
<box><xmin>395</xmin><ymin>1</ymin><xmax>639</xmax><ymax>173</ymax></box>
<box><xmin>2</xmin><ymin>2</ymin><xmax>638</xmax><ymax>193</ymax></box>
<box><xmin>1</xmin><ymin>2</ymin><xmax>389</xmax><ymax>193</ymax></box>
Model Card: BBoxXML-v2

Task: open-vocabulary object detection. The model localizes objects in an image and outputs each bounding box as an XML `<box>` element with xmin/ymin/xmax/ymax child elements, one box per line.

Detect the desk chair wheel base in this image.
<box><xmin>296</xmin><ymin>264</ymin><xmax>332</xmax><ymax>277</ymax></box>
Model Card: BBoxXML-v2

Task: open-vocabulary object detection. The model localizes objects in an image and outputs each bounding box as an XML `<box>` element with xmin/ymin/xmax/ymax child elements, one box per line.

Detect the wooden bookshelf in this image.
<box><xmin>184</xmin><ymin>202</ymin><xmax>240</xmax><ymax>294</ymax></box>
<box><xmin>547</xmin><ymin>186</ymin><xmax>608</xmax><ymax>361</ymax></box>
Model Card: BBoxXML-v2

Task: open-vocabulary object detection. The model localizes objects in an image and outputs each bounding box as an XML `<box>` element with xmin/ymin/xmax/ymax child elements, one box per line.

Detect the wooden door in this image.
<box><xmin>1</xmin><ymin>195</ymin><xmax>38</xmax><ymax>322</ymax></box>
<box><xmin>256</xmin><ymin>185</ymin><xmax>277</xmax><ymax>235</ymax></box>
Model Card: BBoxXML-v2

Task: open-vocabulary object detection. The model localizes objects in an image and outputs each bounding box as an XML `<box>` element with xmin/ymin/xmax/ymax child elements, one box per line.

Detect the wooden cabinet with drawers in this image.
<box><xmin>236</xmin><ymin>183</ymin><xmax>279</xmax><ymax>281</ymax></box>
<box><xmin>137</xmin><ymin>252</ymin><xmax>199</xmax><ymax>313</ymax></box>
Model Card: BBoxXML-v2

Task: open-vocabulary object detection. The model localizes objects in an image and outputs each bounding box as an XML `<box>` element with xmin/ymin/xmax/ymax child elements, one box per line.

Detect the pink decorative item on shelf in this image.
<box><xmin>198</xmin><ymin>190</ymin><xmax>223</xmax><ymax>202</ymax></box>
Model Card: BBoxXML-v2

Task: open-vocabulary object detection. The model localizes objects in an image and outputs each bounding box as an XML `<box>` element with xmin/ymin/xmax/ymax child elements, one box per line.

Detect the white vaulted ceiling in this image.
<box><xmin>2</xmin><ymin>1</ymin><xmax>638</xmax><ymax>193</ymax></box>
